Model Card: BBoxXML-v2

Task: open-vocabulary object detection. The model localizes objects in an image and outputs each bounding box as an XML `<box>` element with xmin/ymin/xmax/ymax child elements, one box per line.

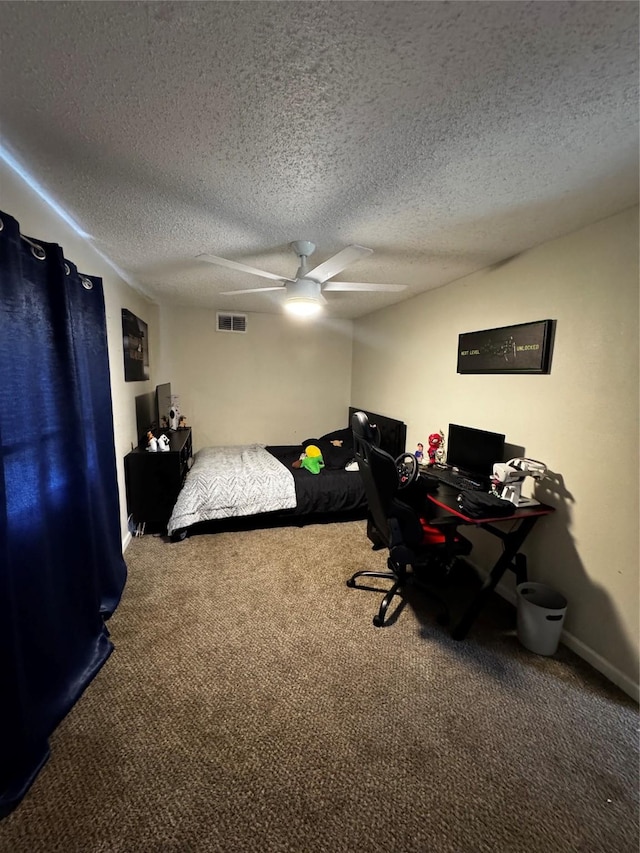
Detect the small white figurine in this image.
<box><xmin>157</xmin><ymin>434</ymin><xmax>170</xmax><ymax>452</ymax></box>
<box><xmin>169</xmin><ymin>395</ymin><xmax>180</xmax><ymax>430</ymax></box>
<box><xmin>146</xmin><ymin>431</ymin><xmax>158</xmax><ymax>452</ymax></box>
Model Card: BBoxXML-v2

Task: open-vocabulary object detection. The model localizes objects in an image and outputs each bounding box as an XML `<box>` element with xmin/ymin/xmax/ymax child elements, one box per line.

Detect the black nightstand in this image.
<box><xmin>124</xmin><ymin>428</ymin><xmax>192</xmax><ymax>534</ymax></box>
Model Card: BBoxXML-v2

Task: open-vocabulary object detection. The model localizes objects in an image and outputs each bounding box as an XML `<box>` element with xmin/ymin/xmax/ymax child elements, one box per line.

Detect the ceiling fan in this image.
<box><xmin>197</xmin><ymin>241</ymin><xmax>406</xmax><ymax>317</ymax></box>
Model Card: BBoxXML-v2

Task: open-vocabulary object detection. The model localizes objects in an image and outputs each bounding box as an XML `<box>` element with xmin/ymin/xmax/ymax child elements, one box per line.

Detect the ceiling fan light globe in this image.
<box><xmin>284</xmin><ymin>297</ymin><xmax>324</xmax><ymax>318</ymax></box>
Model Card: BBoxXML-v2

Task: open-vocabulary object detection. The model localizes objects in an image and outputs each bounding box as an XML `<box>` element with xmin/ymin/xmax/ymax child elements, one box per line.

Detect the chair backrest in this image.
<box><xmin>352</xmin><ymin>411</ymin><xmax>402</xmax><ymax>546</ymax></box>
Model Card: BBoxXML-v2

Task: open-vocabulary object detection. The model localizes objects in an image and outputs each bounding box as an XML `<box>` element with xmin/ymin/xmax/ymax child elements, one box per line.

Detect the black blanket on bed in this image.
<box><xmin>266</xmin><ymin>446</ymin><xmax>366</xmax><ymax>515</ymax></box>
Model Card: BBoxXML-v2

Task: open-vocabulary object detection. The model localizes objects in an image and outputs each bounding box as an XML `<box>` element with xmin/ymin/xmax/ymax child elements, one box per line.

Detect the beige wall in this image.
<box><xmin>1</xmin><ymin>159</ymin><xmax>160</xmax><ymax>547</ymax></box>
<box><xmin>156</xmin><ymin>307</ymin><xmax>353</xmax><ymax>449</ymax></box>
<box><xmin>352</xmin><ymin>207</ymin><xmax>639</xmax><ymax>697</ymax></box>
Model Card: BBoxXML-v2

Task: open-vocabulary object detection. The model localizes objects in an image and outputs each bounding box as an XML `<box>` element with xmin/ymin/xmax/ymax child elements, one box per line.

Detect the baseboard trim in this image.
<box><xmin>559</xmin><ymin>630</ymin><xmax>639</xmax><ymax>703</ymax></box>
<box><xmin>471</xmin><ymin>561</ymin><xmax>639</xmax><ymax>703</ymax></box>
<box><xmin>122</xmin><ymin>531</ymin><xmax>132</xmax><ymax>553</ymax></box>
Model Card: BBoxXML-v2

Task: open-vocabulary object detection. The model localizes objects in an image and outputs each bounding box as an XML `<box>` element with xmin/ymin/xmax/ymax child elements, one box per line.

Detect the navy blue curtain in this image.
<box><xmin>0</xmin><ymin>210</ymin><xmax>127</xmax><ymax>817</ymax></box>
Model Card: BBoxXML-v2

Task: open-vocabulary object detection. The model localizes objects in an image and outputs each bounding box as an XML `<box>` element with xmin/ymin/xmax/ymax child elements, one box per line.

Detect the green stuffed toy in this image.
<box><xmin>292</xmin><ymin>444</ymin><xmax>325</xmax><ymax>474</ymax></box>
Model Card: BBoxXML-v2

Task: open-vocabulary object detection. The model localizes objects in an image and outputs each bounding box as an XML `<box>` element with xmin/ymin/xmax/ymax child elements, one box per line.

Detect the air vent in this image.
<box><xmin>216</xmin><ymin>312</ymin><xmax>247</xmax><ymax>333</ymax></box>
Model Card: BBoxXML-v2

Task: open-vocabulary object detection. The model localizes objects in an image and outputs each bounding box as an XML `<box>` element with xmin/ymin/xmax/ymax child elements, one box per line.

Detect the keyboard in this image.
<box><xmin>430</xmin><ymin>467</ymin><xmax>485</xmax><ymax>491</ymax></box>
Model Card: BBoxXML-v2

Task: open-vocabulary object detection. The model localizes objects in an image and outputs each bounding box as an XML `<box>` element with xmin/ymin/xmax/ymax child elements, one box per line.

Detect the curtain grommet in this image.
<box><xmin>81</xmin><ymin>277</ymin><xmax>93</xmax><ymax>290</ymax></box>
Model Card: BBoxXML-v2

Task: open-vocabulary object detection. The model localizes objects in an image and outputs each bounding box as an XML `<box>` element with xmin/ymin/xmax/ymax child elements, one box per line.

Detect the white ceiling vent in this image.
<box><xmin>216</xmin><ymin>312</ymin><xmax>247</xmax><ymax>333</ymax></box>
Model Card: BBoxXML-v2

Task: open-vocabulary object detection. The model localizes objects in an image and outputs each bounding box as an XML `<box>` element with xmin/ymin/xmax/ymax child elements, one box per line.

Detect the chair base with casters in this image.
<box><xmin>347</xmin><ymin>520</ymin><xmax>471</xmax><ymax>628</ymax></box>
<box><xmin>347</xmin><ymin>561</ymin><xmax>450</xmax><ymax>628</ymax></box>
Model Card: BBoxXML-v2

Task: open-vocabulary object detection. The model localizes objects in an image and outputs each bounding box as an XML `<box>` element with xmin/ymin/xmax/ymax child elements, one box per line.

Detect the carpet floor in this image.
<box><xmin>1</xmin><ymin>520</ymin><xmax>638</xmax><ymax>853</ymax></box>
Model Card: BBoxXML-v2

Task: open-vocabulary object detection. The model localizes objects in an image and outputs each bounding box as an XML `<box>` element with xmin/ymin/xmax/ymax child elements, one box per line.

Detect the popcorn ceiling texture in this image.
<box><xmin>1</xmin><ymin>1</ymin><xmax>637</xmax><ymax>318</ymax></box>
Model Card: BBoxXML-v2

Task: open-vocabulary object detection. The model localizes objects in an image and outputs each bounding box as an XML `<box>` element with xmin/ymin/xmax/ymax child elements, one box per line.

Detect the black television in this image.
<box><xmin>134</xmin><ymin>391</ymin><xmax>157</xmax><ymax>447</ymax></box>
<box><xmin>156</xmin><ymin>382</ymin><xmax>172</xmax><ymax>428</ymax></box>
<box><xmin>446</xmin><ymin>424</ymin><xmax>505</xmax><ymax>477</ymax></box>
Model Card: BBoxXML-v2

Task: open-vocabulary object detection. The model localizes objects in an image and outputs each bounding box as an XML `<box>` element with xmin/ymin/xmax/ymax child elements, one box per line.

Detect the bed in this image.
<box><xmin>168</xmin><ymin>407</ymin><xmax>407</xmax><ymax>540</ymax></box>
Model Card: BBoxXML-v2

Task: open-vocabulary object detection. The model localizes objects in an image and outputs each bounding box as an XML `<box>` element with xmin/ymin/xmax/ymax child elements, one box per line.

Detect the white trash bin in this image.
<box><xmin>516</xmin><ymin>582</ymin><xmax>567</xmax><ymax>656</ymax></box>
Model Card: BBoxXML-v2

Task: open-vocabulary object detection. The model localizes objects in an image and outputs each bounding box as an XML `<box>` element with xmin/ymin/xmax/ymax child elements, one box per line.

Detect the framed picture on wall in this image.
<box><xmin>457</xmin><ymin>320</ymin><xmax>555</xmax><ymax>374</ymax></box>
<box><xmin>122</xmin><ymin>308</ymin><xmax>150</xmax><ymax>381</ymax></box>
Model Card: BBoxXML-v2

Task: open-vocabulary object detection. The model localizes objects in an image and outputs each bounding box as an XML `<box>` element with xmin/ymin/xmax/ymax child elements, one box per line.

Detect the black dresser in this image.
<box><xmin>124</xmin><ymin>428</ymin><xmax>192</xmax><ymax>534</ymax></box>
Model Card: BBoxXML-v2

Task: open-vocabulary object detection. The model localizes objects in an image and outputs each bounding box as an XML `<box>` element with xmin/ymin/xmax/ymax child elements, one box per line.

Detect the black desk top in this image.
<box><xmin>427</xmin><ymin>485</ymin><xmax>555</xmax><ymax>525</ymax></box>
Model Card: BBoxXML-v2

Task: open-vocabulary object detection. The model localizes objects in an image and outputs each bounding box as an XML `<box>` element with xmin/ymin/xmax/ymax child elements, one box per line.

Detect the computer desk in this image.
<box><xmin>425</xmin><ymin>485</ymin><xmax>555</xmax><ymax>640</ymax></box>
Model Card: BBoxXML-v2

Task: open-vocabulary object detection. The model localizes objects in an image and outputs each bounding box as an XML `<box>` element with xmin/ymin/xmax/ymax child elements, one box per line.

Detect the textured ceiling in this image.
<box><xmin>1</xmin><ymin>1</ymin><xmax>638</xmax><ymax>319</ymax></box>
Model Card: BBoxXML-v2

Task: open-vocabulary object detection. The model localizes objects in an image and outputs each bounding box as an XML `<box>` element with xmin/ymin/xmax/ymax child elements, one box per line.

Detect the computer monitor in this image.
<box><xmin>446</xmin><ymin>424</ymin><xmax>505</xmax><ymax>477</ymax></box>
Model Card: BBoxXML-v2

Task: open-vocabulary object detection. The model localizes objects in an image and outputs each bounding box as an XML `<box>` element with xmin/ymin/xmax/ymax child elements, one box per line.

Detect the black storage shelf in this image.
<box><xmin>124</xmin><ymin>428</ymin><xmax>192</xmax><ymax>534</ymax></box>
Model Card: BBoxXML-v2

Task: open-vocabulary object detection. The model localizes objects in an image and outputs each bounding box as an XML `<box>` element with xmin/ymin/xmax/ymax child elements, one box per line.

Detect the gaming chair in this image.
<box><xmin>347</xmin><ymin>411</ymin><xmax>471</xmax><ymax>627</ymax></box>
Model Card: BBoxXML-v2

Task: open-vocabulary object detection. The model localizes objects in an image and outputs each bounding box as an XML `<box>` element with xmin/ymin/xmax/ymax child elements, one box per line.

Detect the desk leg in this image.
<box><xmin>451</xmin><ymin>516</ymin><xmax>538</xmax><ymax>640</ymax></box>
<box><xmin>514</xmin><ymin>553</ymin><xmax>528</xmax><ymax>586</ymax></box>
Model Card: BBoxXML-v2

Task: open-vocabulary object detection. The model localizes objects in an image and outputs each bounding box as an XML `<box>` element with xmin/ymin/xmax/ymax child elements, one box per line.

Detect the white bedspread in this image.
<box><xmin>167</xmin><ymin>444</ymin><xmax>296</xmax><ymax>535</ymax></box>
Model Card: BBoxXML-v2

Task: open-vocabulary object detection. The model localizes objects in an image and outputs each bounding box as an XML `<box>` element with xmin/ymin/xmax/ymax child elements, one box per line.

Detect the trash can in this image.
<box><xmin>516</xmin><ymin>582</ymin><xmax>567</xmax><ymax>656</ymax></box>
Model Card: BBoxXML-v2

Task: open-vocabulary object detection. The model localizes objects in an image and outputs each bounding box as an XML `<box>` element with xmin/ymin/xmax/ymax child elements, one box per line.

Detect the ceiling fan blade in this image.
<box><xmin>198</xmin><ymin>253</ymin><xmax>295</xmax><ymax>283</ymax></box>
<box><xmin>220</xmin><ymin>286</ymin><xmax>286</xmax><ymax>295</ymax></box>
<box><xmin>322</xmin><ymin>282</ymin><xmax>407</xmax><ymax>292</ymax></box>
<box><xmin>306</xmin><ymin>244</ymin><xmax>373</xmax><ymax>283</ymax></box>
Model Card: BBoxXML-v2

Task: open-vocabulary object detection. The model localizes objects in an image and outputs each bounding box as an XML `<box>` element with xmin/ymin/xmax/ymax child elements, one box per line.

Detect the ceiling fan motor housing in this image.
<box><xmin>286</xmin><ymin>279</ymin><xmax>322</xmax><ymax>302</ymax></box>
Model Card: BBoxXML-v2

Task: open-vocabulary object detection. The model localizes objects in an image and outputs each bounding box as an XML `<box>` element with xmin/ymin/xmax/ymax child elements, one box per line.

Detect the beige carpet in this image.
<box><xmin>1</xmin><ymin>520</ymin><xmax>638</xmax><ymax>853</ymax></box>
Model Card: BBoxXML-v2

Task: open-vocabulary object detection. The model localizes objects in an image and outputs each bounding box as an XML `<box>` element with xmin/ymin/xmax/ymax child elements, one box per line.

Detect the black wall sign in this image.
<box><xmin>457</xmin><ymin>320</ymin><xmax>555</xmax><ymax>374</ymax></box>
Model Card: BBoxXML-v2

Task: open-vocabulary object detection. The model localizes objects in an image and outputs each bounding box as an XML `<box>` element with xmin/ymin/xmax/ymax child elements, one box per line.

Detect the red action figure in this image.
<box><xmin>428</xmin><ymin>432</ymin><xmax>444</xmax><ymax>464</ymax></box>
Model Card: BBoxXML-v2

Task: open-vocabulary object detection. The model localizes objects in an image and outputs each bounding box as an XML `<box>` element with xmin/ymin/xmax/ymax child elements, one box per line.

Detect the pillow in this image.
<box><xmin>319</xmin><ymin>427</ymin><xmax>354</xmax><ymax>449</ymax></box>
<box><xmin>321</xmin><ymin>442</ymin><xmax>355</xmax><ymax>470</ymax></box>
<box><xmin>301</xmin><ymin>438</ymin><xmax>320</xmax><ymax>450</ymax></box>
